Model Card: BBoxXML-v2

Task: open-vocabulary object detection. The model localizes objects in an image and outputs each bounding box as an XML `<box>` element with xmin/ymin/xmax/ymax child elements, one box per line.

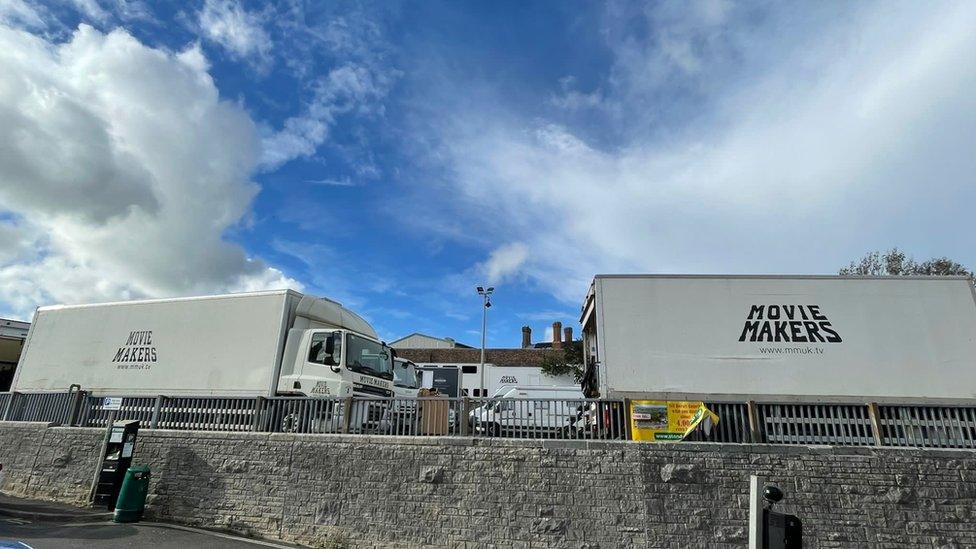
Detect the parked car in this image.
<box><xmin>471</xmin><ymin>386</ymin><xmax>585</xmax><ymax>437</ymax></box>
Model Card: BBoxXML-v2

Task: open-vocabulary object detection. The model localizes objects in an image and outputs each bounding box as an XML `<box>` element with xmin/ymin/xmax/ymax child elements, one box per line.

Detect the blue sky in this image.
<box><xmin>1</xmin><ymin>1</ymin><xmax>975</xmax><ymax>347</ymax></box>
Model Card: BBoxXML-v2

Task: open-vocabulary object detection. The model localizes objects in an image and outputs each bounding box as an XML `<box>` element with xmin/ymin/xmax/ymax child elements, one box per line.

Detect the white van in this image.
<box><xmin>472</xmin><ymin>386</ymin><xmax>585</xmax><ymax>437</ymax></box>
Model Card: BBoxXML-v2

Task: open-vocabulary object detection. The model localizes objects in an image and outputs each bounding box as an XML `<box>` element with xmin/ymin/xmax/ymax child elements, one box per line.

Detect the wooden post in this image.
<box><xmin>251</xmin><ymin>397</ymin><xmax>265</xmax><ymax>432</ymax></box>
<box><xmin>67</xmin><ymin>389</ymin><xmax>87</xmax><ymax>427</ymax></box>
<box><xmin>150</xmin><ymin>395</ymin><xmax>164</xmax><ymax>429</ymax></box>
<box><xmin>747</xmin><ymin>400</ymin><xmax>762</xmax><ymax>443</ymax></box>
<box><xmin>2</xmin><ymin>392</ymin><xmax>19</xmax><ymax>421</ymax></box>
<box><xmin>623</xmin><ymin>398</ymin><xmax>633</xmax><ymax>441</ymax></box>
<box><xmin>341</xmin><ymin>397</ymin><xmax>353</xmax><ymax>434</ymax></box>
<box><xmin>460</xmin><ymin>397</ymin><xmax>471</xmax><ymax>436</ymax></box>
<box><xmin>867</xmin><ymin>402</ymin><xmax>883</xmax><ymax>446</ymax></box>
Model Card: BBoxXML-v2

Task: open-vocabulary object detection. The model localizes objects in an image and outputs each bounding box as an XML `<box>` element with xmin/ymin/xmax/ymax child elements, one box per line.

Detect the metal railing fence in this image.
<box><xmin>877</xmin><ymin>404</ymin><xmax>976</xmax><ymax>449</ymax></box>
<box><xmin>758</xmin><ymin>403</ymin><xmax>876</xmax><ymax>446</ymax></box>
<box><xmin>3</xmin><ymin>389</ymin><xmax>976</xmax><ymax>448</ymax></box>
<box><xmin>698</xmin><ymin>401</ymin><xmax>752</xmax><ymax>443</ymax></box>
<box><xmin>78</xmin><ymin>395</ymin><xmax>156</xmax><ymax>428</ymax></box>
<box><xmin>1</xmin><ymin>390</ymin><xmax>80</xmax><ymax>425</ymax></box>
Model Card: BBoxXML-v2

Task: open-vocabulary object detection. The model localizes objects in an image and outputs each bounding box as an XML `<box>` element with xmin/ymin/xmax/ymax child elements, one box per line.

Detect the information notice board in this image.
<box><xmin>629</xmin><ymin>400</ymin><xmax>719</xmax><ymax>442</ymax></box>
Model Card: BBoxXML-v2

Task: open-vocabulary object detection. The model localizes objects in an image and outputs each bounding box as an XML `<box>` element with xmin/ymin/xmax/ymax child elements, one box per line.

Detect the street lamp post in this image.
<box><xmin>476</xmin><ymin>286</ymin><xmax>494</xmax><ymax>398</ymax></box>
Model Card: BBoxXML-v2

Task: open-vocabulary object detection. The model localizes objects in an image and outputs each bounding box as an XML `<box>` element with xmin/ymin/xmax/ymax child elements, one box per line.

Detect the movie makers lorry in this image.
<box><xmin>13</xmin><ymin>290</ymin><xmax>395</xmax><ymax>431</ymax></box>
<box><xmin>579</xmin><ymin>275</ymin><xmax>976</xmax><ymax>403</ymax></box>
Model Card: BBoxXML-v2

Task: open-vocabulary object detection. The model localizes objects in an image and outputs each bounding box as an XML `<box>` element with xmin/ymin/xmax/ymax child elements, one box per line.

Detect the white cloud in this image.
<box><xmin>305</xmin><ymin>177</ymin><xmax>358</xmax><ymax>187</ymax></box>
<box><xmin>0</xmin><ymin>24</ymin><xmax>298</xmax><ymax>319</ymax></box>
<box><xmin>420</xmin><ymin>1</ymin><xmax>976</xmax><ymax>303</ymax></box>
<box><xmin>479</xmin><ymin>243</ymin><xmax>530</xmax><ymax>285</ymax></box>
<box><xmin>260</xmin><ymin>63</ymin><xmax>395</xmax><ymax>169</ymax></box>
<box><xmin>550</xmin><ymin>76</ymin><xmax>603</xmax><ymax>111</ymax></box>
<box><xmin>0</xmin><ymin>0</ymin><xmax>47</xmax><ymax>30</ymax></box>
<box><xmin>197</xmin><ymin>0</ymin><xmax>272</xmax><ymax>70</ymax></box>
<box><xmin>68</xmin><ymin>0</ymin><xmax>111</xmax><ymax>23</ymax></box>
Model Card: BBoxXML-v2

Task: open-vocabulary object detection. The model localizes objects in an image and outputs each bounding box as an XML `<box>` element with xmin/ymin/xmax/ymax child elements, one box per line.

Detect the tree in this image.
<box><xmin>839</xmin><ymin>248</ymin><xmax>972</xmax><ymax>279</ymax></box>
<box><xmin>540</xmin><ymin>339</ymin><xmax>584</xmax><ymax>383</ymax></box>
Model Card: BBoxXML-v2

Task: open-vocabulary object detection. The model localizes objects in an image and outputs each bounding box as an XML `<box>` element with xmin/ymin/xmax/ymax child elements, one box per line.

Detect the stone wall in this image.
<box><xmin>1</xmin><ymin>421</ymin><xmax>975</xmax><ymax>548</ymax></box>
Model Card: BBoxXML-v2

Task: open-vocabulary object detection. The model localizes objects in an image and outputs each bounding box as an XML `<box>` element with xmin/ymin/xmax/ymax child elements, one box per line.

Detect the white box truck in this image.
<box><xmin>13</xmin><ymin>290</ymin><xmax>395</xmax><ymax>401</ymax></box>
<box><xmin>580</xmin><ymin>275</ymin><xmax>976</xmax><ymax>403</ymax></box>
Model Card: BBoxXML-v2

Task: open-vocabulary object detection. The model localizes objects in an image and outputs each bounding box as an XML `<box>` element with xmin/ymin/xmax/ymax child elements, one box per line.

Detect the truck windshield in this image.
<box><xmin>393</xmin><ymin>361</ymin><xmax>420</xmax><ymax>389</ymax></box>
<box><xmin>345</xmin><ymin>334</ymin><xmax>393</xmax><ymax>380</ymax></box>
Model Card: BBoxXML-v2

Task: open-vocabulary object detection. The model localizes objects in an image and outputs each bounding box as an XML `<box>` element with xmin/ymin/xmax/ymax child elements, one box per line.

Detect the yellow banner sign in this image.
<box><xmin>629</xmin><ymin>400</ymin><xmax>720</xmax><ymax>442</ymax></box>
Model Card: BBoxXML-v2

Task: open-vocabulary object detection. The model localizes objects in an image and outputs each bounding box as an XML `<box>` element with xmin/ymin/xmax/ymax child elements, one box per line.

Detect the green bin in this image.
<box><xmin>114</xmin><ymin>465</ymin><xmax>151</xmax><ymax>523</ymax></box>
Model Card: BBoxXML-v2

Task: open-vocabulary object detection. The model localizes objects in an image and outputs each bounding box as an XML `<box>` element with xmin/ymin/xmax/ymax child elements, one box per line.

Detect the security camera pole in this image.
<box><xmin>476</xmin><ymin>286</ymin><xmax>494</xmax><ymax>398</ymax></box>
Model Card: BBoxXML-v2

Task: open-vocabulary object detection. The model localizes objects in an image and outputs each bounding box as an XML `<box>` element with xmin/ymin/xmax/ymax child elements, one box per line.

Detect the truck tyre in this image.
<box><xmin>489</xmin><ymin>422</ymin><xmax>502</xmax><ymax>437</ymax></box>
<box><xmin>280</xmin><ymin>413</ymin><xmax>300</xmax><ymax>433</ymax></box>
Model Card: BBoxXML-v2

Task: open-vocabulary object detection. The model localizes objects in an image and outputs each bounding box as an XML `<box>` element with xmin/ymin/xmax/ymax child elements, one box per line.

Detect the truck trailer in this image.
<box><xmin>13</xmin><ymin>290</ymin><xmax>395</xmax><ymax>402</ymax></box>
<box><xmin>580</xmin><ymin>275</ymin><xmax>976</xmax><ymax>403</ymax></box>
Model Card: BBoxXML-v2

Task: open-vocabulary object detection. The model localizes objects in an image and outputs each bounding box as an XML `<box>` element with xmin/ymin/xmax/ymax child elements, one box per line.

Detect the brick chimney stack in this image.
<box><xmin>564</xmin><ymin>326</ymin><xmax>573</xmax><ymax>345</ymax></box>
<box><xmin>552</xmin><ymin>321</ymin><xmax>563</xmax><ymax>350</ymax></box>
<box><xmin>521</xmin><ymin>326</ymin><xmax>532</xmax><ymax>349</ymax></box>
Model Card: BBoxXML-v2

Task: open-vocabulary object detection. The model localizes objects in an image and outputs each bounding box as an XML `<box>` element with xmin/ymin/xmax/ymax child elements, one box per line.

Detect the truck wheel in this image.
<box><xmin>488</xmin><ymin>423</ymin><xmax>502</xmax><ymax>437</ymax></box>
<box><xmin>280</xmin><ymin>413</ymin><xmax>300</xmax><ymax>433</ymax></box>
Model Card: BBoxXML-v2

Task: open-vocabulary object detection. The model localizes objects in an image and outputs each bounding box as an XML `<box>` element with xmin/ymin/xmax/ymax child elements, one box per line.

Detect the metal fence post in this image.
<box><xmin>746</xmin><ymin>400</ymin><xmax>761</xmax><ymax>443</ymax></box>
<box><xmin>2</xmin><ymin>392</ymin><xmax>20</xmax><ymax>421</ymax></box>
<box><xmin>150</xmin><ymin>395</ymin><xmax>164</xmax><ymax>429</ymax></box>
<box><xmin>867</xmin><ymin>402</ymin><xmax>883</xmax><ymax>446</ymax></box>
<box><xmin>341</xmin><ymin>397</ymin><xmax>353</xmax><ymax>434</ymax></box>
<box><xmin>251</xmin><ymin>397</ymin><xmax>265</xmax><ymax>432</ymax></box>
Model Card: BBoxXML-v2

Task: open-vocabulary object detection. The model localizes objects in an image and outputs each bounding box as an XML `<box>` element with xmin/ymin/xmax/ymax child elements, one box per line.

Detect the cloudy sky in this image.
<box><xmin>1</xmin><ymin>0</ymin><xmax>974</xmax><ymax>346</ymax></box>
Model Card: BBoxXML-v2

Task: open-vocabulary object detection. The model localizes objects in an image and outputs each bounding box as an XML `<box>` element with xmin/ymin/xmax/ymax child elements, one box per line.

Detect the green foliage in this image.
<box><xmin>540</xmin><ymin>339</ymin><xmax>584</xmax><ymax>383</ymax></box>
<box><xmin>840</xmin><ymin>248</ymin><xmax>973</xmax><ymax>279</ymax></box>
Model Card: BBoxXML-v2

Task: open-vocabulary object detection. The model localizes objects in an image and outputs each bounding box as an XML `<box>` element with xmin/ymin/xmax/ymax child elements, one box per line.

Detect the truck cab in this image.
<box><xmin>392</xmin><ymin>357</ymin><xmax>422</xmax><ymax>399</ymax></box>
<box><xmin>381</xmin><ymin>358</ymin><xmax>422</xmax><ymax>433</ymax></box>
<box><xmin>278</xmin><ymin>328</ymin><xmax>395</xmax><ymax>399</ymax></box>
<box><xmin>276</xmin><ymin>327</ymin><xmax>395</xmax><ymax>433</ymax></box>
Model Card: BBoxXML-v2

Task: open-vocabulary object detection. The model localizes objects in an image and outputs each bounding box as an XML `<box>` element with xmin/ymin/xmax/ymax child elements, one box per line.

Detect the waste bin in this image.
<box><xmin>113</xmin><ymin>465</ymin><xmax>150</xmax><ymax>523</ymax></box>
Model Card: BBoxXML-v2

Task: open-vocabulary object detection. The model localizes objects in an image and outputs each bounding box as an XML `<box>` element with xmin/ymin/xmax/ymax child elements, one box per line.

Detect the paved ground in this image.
<box><xmin>0</xmin><ymin>517</ymin><xmax>297</xmax><ymax>548</ymax></box>
<box><xmin>0</xmin><ymin>495</ymin><xmax>298</xmax><ymax>549</ymax></box>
